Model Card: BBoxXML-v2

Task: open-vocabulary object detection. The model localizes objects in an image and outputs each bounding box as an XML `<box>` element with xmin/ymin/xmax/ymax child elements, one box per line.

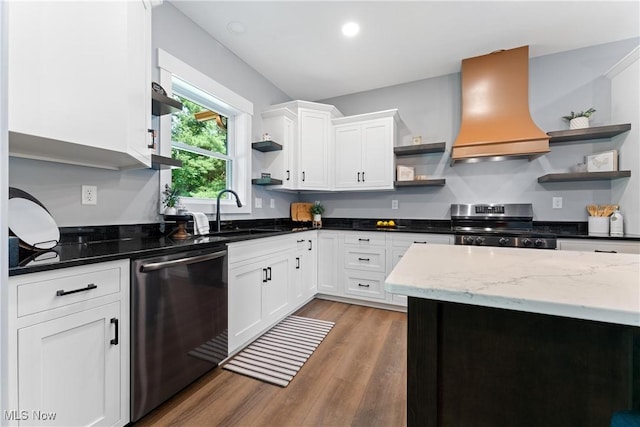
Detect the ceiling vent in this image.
<box><xmin>450</xmin><ymin>46</ymin><xmax>549</xmax><ymax>165</ymax></box>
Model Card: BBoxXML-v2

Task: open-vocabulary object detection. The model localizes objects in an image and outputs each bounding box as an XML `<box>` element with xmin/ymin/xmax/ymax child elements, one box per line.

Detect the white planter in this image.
<box><xmin>569</xmin><ymin>117</ymin><xmax>589</xmax><ymax>129</ymax></box>
<box><xmin>313</xmin><ymin>214</ymin><xmax>322</xmax><ymax>222</ymax></box>
<box><xmin>164</xmin><ymin>206</ymin><xmax>177</xmax><ymax>215</ymax></box>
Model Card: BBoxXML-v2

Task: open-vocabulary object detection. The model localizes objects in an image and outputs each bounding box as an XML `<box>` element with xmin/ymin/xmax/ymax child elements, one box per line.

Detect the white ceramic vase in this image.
<box><xmin>569</xmin><ymin>117</ymin><xmax>589</xmax><ymax>129</ymax></box>
<box><xmin>313</xmin><ymin>214</ymin><xmax>322</xmax><ymax>222</ymax></box>
<box><xmin>164</xmin><ymin>206</ymin><xmax>177</xmax><ymax>215</ymax></box>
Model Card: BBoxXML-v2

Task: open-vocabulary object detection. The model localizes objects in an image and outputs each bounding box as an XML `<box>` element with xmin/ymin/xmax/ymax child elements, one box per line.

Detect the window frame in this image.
<box><xmin>156</xmin><ymin>49</ymin><xmax>252</xmax><ymax>216</ymax></box>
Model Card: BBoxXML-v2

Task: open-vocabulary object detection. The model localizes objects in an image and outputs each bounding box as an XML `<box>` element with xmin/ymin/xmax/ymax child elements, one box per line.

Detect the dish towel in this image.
<box><xmin>190</xmin><ymin>212</ymin><xmax>210</xmax><ymax>235</ymax></box>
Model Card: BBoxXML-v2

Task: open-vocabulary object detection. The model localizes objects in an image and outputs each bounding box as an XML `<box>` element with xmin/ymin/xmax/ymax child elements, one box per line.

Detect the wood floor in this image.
<box><xmin>133</xmin><ymin>299</ymin><xmax>407</xmax><ymax>427</ymax></box>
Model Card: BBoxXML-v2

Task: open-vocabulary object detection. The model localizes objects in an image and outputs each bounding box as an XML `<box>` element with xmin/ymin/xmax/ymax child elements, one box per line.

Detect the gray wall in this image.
<box><xmin>302</xmin><ymin>38</ymin><xmax>640</xmax><ymax>223</ymax></box>
<box><xmin>8</xmin><ymin>2</ymin><xmax>297</xmax><ymax>227</ymax></box>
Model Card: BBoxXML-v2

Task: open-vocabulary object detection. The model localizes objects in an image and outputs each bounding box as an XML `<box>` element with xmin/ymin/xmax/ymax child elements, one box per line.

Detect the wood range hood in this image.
<box><xmin>450</xmin><ymin>46</ymin><xmax>549</xmax><ymax>165</ymax></box>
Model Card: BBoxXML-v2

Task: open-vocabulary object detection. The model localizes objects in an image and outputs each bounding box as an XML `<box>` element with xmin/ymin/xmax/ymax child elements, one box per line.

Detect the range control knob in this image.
<box><xmin>522</xmin><ymin>238</ymin><xmax>533</xmax><ymax>247</ymax></box>
<box><xmin>463</xmin><ymin>236</ymin><xmax>475</xmax><ymax>245</ymax></box>
<box><xmin>535</xmin><ymin>239</ymin><xmax>545</xmax><ymax>247</ymax></box>
<box><xmin>498</xmin><ymin>237</ymin><xmax>509</xmax><ymax>246</ymax></box>
<box><xmin>475</xmin><ymin>237</ymin><xmax>485</xmax><ymax>245</ymax></box>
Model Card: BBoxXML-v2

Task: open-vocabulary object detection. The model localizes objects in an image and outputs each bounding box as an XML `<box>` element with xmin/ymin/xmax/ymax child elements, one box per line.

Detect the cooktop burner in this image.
<box><xmin>451</xmin><ymin>203</ymin><xmax>557</xmax><ymax>249</ymax></box>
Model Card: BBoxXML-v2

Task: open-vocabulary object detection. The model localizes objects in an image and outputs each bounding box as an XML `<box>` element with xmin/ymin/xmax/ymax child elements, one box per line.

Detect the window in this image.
<box><xmin>157</xmin><ymin>49</ymin><xmax>252</xmax><ymax>215</ymax></box>
<box><xmin>171</xmin><ymin>78</ymin><xmax>231</xmax><ymax>199</ymax></box>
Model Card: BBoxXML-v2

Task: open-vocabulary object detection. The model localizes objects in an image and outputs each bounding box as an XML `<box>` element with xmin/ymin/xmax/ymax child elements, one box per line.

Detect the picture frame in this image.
<box><xmin>586</xmin><ymin>150</ymin><xmax>618</xmax><ymax>172</ymax></box>
<box><xmin>397</xmin><ymin>165</ymin><xmax>415</xmax><ymax>181</ymax></box>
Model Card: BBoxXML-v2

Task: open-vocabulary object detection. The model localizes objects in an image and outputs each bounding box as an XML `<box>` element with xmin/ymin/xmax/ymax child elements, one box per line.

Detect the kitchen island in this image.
<box><xmin>385</xmin><ymin>245</ymin><xmax>640</xmax><ymax>426</ymax></box>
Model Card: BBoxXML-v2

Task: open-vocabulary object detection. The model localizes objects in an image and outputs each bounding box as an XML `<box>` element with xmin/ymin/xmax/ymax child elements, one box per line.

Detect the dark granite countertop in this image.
<box><xmin>9</xmin><ymin>217</ymin><xmax>639</xmax><ymax>276</ymax></box>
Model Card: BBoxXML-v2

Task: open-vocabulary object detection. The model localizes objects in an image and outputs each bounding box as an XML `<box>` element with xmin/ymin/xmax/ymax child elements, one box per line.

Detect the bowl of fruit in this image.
<box><xmin>376</xmin><ymin>220</ymin><xmax>396</xmax><ymax>228</ymax></box>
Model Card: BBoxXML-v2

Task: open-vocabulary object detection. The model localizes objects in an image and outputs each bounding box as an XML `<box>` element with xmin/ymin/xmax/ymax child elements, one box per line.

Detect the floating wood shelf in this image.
<box><xmin>252</xmin><ymin>177</ymin><xmax>283</xmax><ymax>186</ymax></box>
<box><xmin>394</xmin><ymin>179</ymin><xmax>446</xmax><ymax>187</ymax></box>
<box><xmin>152</xmin><ymin>91</ymin><xmax>183</xmax><ymax>116</ymax></box>
<box><xmin>151</xmin><ymin>154</ymin><xmax>182</xmax><ymax>170</ymax></box>
<box><xmin>537</xmin><ymin>170</ymin><xmax>631</xmax><ymax>183</ymax></box>
<box><xmin>251</xmin><ymin>140</ymin><xmax>283</xmax><ymax>152</ymax></box>
<box><xmin>547</xmin><ymin>123</ymin><xmax>631</xmax><ymax>144</ymax></box>
<box><xmin>394</xmin><ymin>142</ymin><xmax>446</xmax><ymax>156</ymax></box>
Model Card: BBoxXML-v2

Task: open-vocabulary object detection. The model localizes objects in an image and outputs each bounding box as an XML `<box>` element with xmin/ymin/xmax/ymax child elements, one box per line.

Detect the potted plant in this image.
<box><xmin>162</xmin><ymin>185</ymin><xmax>180</xmax><ymax>215</ymax></box>
<box><xmin>562</xmin><ymin>107</ymin><xmax>596</xmax><ymax>130</ymax></box>
<box><xmin>309</xmin><ymin>202</ymin><xmax>325</xmax><ymax>224</ymax></box>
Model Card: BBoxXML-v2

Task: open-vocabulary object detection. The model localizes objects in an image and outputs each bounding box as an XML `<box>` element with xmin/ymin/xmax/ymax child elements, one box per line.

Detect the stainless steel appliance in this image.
<box><xmin>131</xmin><ymin>246</ymin><xmax>228</xmax><ymax>422</ymax></box>
<box><xmin>451</xmin><ymin>203</ymin><xmax>556</xmax><ymax>249</ymax></box>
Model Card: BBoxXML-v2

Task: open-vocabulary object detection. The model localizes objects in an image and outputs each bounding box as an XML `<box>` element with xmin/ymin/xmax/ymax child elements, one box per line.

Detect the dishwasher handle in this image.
<box><xmin>139</xmin><ymin>250</ymin><xmax>227</xmax><ymax>273</ymax></box>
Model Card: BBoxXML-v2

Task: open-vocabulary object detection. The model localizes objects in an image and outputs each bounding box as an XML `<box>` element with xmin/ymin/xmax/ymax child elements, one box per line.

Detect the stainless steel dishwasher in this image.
<box><xmin>131</xmin><ymin>245</ymin><xmax>228</xmax><ymax>422</ymax></box>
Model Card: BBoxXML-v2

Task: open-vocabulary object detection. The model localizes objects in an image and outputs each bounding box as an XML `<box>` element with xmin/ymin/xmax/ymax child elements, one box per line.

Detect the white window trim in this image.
<box><xmin>157</xmin><ymin>49</ymin><xmax>252</xmax><ymax>216</ymax></box>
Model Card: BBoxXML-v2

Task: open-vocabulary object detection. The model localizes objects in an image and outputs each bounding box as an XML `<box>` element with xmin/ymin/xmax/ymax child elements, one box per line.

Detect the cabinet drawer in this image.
<box><xmin>557</xmin><ymin>239</ymin><xmax>640</xmax><ymax>254</ymax></box>
<box><xmin>343</xmin><ymin>247</ymin><xmax>386</xmax><ymax>272</ymax></box>
<box><xmin>391</xmin><ymin>233</ymin><xmax>452</xmax><ymax>247</ymax></box>
<box><xmin>16</xmin><ymin>265</ymin><xmax>123</xmax><ymax>317</ymax></box>
<box><xmin>343</xmin><ymin>232</ymin><xmax>386</xmax><ymax>247</ymax></box>
<box><xmin>343</xmin><ymin>271</ymin><xmax>386</xmax><ymax>300</ymax></box>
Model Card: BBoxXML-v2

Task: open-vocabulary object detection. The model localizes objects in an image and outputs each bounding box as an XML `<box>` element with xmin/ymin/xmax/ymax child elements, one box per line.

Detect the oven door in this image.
<box><xmin>131</xmin><ymin>247</ymin><xmax>228</xmax><ymax>422</ymax></box>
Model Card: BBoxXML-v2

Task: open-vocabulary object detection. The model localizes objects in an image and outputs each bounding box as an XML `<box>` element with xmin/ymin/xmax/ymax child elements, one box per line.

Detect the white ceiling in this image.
<box><xmin>170</xmin><ymin>1</ymin><xmax>640</xmax><ymax>101</ymax></box>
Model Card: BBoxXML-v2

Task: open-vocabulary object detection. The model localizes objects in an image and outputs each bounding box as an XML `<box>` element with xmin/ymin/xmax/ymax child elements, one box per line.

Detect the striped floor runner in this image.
<box><xmin>222</xmin><ymin>315</ymin><xmax>335</xmax><ymax>387</ymax></box>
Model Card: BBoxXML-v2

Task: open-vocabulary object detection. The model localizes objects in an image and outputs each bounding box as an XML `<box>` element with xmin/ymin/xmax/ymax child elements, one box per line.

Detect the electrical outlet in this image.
<box><xmin>270</xmin><ymin>199</ymin><xmax>275</xmax><ymax>208</ymax></box>
<box><xmin>82</xmin><ymin>185</ymin><xmax>97</xmax><ymax>205</ymax></box>
<box><xmin>392</xmin><ymin>200</ymin><xmax>399</xmax><ymax>209</ymax></box>
<box><xmin>552</xmin><ymin>197</ymin><xmax>562</xmax><ymax>209</ymax></box>
<box><xmin>255</xmin><ymin>197</ymin><xmax>262</xmax><ymax>209</ymax></box>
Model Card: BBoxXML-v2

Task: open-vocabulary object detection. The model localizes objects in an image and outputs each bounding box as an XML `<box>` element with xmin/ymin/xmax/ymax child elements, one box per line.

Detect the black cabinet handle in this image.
<box><xmin>56</xmin><ymin>283</ymin><xmax>97</xmax><ymax>297</ymax></box>
<box><xmin>358</xmin><ymin>257</ymin><xmax>370</xmax><ymax>261</ymax></box>
<box><xmin>302</xmin><ymin>171</ymin><xmax>305</xmax><ymax>182</ymax></box>
<box><xmin>414</xmin><ymin>241</ymin><xmax>427</xmax><ymax>244</ymax></box>
<box><xmin>110</xmin><ymin>318</ymin><xmax>119</xmax><ymax>345</ymax></box>
<box><xmin>286</xmin><ymin>170</ymin><xmax>290</xmax><ymax>181</ymax></box>
<box><xmin>308</xmin><ymin>240</ymin><xmax>312</xmax><ymax>251</ymax></box>
<box><xmin>357</xmin><ymin>172</ymin><xmax>361</xmax><ymax>182</ymax></box>
<box><xmin>358</xmin><ymin>238</ymin><xmax>370</xmax><ymax>242</ymax></box>
<box><xmin>362</xmin><ymin>171</ymin><xmax>365</xmax><ymax>182</ymax></box>
<box><xmin>267</xmin><ymin>267</ymin><xmax>272</xmax><ymax>281</ymax></box>
<box><xmin>595</xmin><ymin>250</ymin><xmax>617</xmax><ymax>253</ymax></box>
<box><xmin>262</xmin><ymin>268</ymin><xmax>268</xmax><ymax>283</ymax></box>
<box><xmin>297</xmin><ymin>239</ymin><xmax>305</xmax><ymax>243</ymax></box>
<box><xmin>296</xmin><ymin>257</ymin><xmax>300</xmax><ymax>269</ymax></box>
<box><xmin>358</xmin><ymin>283</ymin><xmax>370</xmax><ymax>288</ymax></box>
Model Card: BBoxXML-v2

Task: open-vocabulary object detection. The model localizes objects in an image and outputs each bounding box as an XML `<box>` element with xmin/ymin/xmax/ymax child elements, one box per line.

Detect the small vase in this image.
<box><xmin>569</xmin><ymin>117</ymin><xmax>589</xmax><ymax>129</ymax></box>
<box><xmin>164</xmin><ymin>206</ymin><xmax>177</xmax><ymax>215</ymax></box>
<box><xmin>313</xmin><ymin>214</ymin><xmax>321</xmax><ymax>222</ymax></box>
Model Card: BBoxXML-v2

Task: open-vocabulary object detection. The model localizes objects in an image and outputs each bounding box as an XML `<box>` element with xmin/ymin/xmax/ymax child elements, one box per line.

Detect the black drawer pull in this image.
<box><xmin>296</xmin><ymin>257</ymin><xmax>300</xmax><ymax>269</ymax></box>
<box><xmin>262</xmin><ymin>268</ymin><xmax>268</xmax><ymax>283</ymax></box>
<box><xmin>357</xmin><ymin>172</ymin><xmax>361</xmax><ymax>182</ymax></box>
<box><xmin>56</xmin><ymin>283</ymin><xmax>97</xmax><ymax>296</ymax></box>
<box><xmin>594</xmin><ymin>250</ymin><xmax>617</xmax><ymax>253</ymax></box>
<box><xmin>358</xmin><ymin>257</ymin><xmax>370</xmax><ymax>262</ymax></box>
<box><xmin>302</xmin><ymin>171</ymin><xmax>306</xmax><ymax>182</ymax></box>
<box><xmin>358</xmin><ymin>283</ymin><xmax>370</xmax><ymax>288</ymax></box>
<box><xmin>297</xmin><ymin>239</ymin><xmax>305</xmax><ymax>243</ymax></box>
<box><xmin>308</xmin><ymin>240</ymin><xmax>313</xmax><ymax>251</ymax></box>
<box><xmin>286</xmin><ymin>170</ymin><xmax>290</xmax><ymax>181</ymax></box>
<box><xmin>358</xmin><ymin>238</ymin><xmax>370</xmax><ymax>242</ymax></box>
<box><xmin>362</xmin><ymin>171</ymin><xmax>365</xmax><ymax>182</ymax></box>
<box><xmin>267</xmin><ymin>267</ymin><xmax>272</xmax><ymax>281</ymax></box>
<box><xmin>110</xmin><ymin>318</ymin><xmax>119</xmax><ymax>345</ymax></box>
<box><xmin>414</xmin><ymin>241</ymin><xmax>427</xmax><ymax>244</ymax></box>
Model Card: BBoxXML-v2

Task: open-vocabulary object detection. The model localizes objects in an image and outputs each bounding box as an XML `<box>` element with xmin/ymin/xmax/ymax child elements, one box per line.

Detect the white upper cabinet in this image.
<box><xmin>333</xmin><ymin>110</ymin><xmax>397</xmax><ymax>191</ymax></box>
<box><xmin>261</xmin><ymin>101</ymin><xmax>342</xmax><ymax>191</ymax></box>
<box><xmin>8</xmin><ymin>1</ymin><xmax>152</xmax><ymax>170</ymax></box>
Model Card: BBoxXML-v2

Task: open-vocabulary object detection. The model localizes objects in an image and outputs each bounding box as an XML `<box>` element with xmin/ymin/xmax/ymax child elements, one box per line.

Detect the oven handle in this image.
<box><xmin>139</xmin><ymin>250</ymin><xmax>227</xmax><ymax>272</ymax></box>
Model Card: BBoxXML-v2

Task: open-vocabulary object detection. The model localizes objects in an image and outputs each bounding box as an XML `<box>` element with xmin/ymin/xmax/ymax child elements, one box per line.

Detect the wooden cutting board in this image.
<box><xmin>291</xmin><ymin>203</ymin><xmax>313</xmax><ymax>222</ymax></box>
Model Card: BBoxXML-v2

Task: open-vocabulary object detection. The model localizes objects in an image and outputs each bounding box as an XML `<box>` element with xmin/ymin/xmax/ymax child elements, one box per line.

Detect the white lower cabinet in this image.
<box><xmin>557</xmin><ymin>238</ymin><xmax>640</xmax><ymax>254</ymax></box>
<box><xmin>7</xmin><ymin>260</ymin><xmax>130</xmax><ymax>427</ymax></box>
<box><xmin>317</xmin><ymin>231</ymin><xmax>340</xmax><ymax>295</ymax></box>
<box><xmin>228</xmin><ymin>231</ymin><xmax>317</xmax><ymax>354</ymax></box>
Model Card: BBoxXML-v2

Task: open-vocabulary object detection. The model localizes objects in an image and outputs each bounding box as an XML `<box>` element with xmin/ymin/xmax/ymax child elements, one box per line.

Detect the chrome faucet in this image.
<box><xmin>216</xmin><ymin>189</ymin><xmax>243</xmax><ymax>232</ymax></box>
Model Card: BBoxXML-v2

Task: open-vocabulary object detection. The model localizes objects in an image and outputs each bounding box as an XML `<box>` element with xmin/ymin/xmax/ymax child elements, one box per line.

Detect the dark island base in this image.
<box><xmin>407</xmin><ymin>297</ymin><xmax>640</xmax><ymax>427</ymax></box>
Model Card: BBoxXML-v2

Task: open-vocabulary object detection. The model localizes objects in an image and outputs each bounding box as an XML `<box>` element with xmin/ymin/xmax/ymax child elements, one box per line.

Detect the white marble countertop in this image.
<box><xmin>385</xmin><ymin>245</ymin><xmax>640</xmax><ymax>326</ymax></box>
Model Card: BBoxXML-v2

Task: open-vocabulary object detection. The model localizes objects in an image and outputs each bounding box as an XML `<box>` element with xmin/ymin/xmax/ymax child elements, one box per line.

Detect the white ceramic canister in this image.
<box><xmin>610</xmin><ymin>209</ymin><xmax>624</xmax><ymax>237</ymax></box>
<box><xmin>588</xmin><ymin>216</ymin><xmax>609</xmax><ymax>237</ymax></box>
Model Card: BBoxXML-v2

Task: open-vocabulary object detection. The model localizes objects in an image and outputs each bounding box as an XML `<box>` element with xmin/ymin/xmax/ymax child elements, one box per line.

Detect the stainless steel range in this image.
<box><xmin>451</xmin><ymin>203</ymin><xmax>557</xmax><ymax>249</ymax></box>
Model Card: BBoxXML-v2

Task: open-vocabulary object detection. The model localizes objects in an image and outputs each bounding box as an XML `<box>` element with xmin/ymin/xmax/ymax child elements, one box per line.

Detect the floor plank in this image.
<box><xmin>133</xmin><ymin>299</ymin><xmax>407</xmax><ymax>427</ymax></box>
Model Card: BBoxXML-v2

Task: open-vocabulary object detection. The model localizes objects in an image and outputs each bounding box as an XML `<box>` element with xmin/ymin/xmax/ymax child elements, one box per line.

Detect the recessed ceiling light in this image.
<box><xmin>227</xmin><ymin>21</ymin><xmax>246</xmax><ymax>35</ymax></box>
<box><xmin>341</xmin><ymin>22</ymin><xmax>360</xmax><ymax>37</ymax></box>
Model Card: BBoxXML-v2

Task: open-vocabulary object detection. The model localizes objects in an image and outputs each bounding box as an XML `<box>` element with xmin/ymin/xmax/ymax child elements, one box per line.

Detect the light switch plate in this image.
<box><xmin>392</xmin><ymin>200</ymin><xmax>399</xmax><ymax>209</ymax></box>
<box><xmin>270</xmin><ymin>199</ymin><xmax>275</xmax><ymax>208</ymax></box>
<box><xmin>255</xmin><ymin>197</ymin><xmax>262</xmax><ymax>208</ymax></box>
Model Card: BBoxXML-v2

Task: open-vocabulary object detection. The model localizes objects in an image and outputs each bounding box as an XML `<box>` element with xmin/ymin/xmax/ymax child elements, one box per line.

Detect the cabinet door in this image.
<box><xmin>361</xmin><ymin>119</ymin><xmax>393</xmax><ymax>189</ymax></box>
<box><xmin>302</xmin><ymin>236</ymin><xmax>318</xmax><ymax>299</ymax></box>
<box><xmin>18</xmin><ymin>302</ymin><xmax>123</xmax><ymax>427</ymax></box>
<box><xmin>262</xmin><ymin>256</ymin><xmax>291</xmax><ymax>323</ymax></box>
<box><xmin>228</xmin><ymin>263</ymin><xmax>265</xmax><ymax>353</ymax></box>
<box><xmin>8</xmin><ymin>1</ymin><xmax>150</xmax><ymax>169</ymax></box>
<box><xmin>334</xmin><ymin>124</ymin><xmax>362</xmax><ymax>189</ymax></box>
<box><xmin>298</xmin><ymin>110</ymin><xmax>330</xmax><ymax>189</ymax></box>
<box><xmin>318</xmin><ymin>232</ymin><xmax>340</xmax><ymax>295</ymax></box>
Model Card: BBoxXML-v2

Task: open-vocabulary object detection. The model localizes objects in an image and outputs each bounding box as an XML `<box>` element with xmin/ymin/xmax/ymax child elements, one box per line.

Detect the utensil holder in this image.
<box><xmin>588</xmin><ymin>217</ymin><xmax>609</xmax><ymax>237</ymax></box>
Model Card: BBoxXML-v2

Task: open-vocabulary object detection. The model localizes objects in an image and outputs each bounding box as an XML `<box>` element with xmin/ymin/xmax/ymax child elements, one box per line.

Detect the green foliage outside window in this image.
<box><xmin>171</xmin><ymin>96</ymin><xmax>229</xmax><ymax>199</ymax></box>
